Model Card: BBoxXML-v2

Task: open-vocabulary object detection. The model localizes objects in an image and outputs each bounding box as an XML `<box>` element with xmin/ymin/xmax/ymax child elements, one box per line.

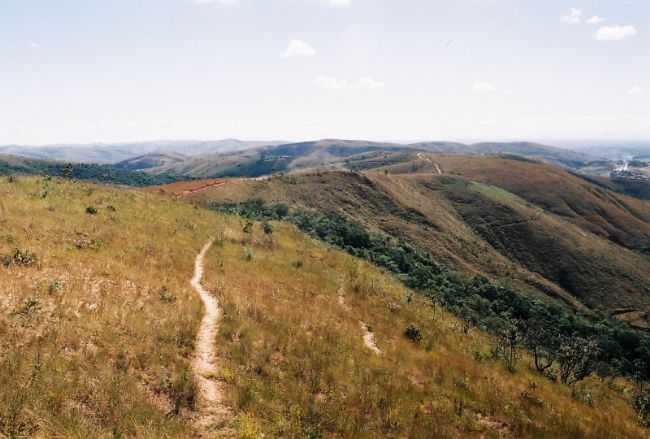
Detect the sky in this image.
<box><xmin>0</xmin><ymin>0</ymin><xmax>649</xmax><ymax>145</ymax></box>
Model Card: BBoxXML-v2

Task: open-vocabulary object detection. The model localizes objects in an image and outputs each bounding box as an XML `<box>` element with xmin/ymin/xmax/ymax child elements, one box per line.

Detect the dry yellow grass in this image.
<box><xmin>0</xmin><ymin>176</ymin><xmax>220</xmax><ymax>437</ymax></box>
<box><xmin>0</xmin><ymin>176</ymin><xmax>647</xmax><ymax>438</ymax></box>
<box><xmin>204</xmin><ymin>220</ymin><xmax>647</xmax><ymax>439</ymax></box>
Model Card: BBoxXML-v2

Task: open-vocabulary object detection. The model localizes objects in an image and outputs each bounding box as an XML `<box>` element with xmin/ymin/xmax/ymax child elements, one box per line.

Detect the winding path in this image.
<box><xmin>190</xmin><ymin>239</ymin><xmax>232</xmax><ymax>436</ymax></box>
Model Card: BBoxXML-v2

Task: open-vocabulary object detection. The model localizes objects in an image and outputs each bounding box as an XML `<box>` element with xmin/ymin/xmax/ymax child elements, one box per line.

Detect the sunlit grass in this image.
<box><xmin>0</xmin><ymin>176</ymin><xmax>219</xmax><ymax>437</ymax></box>
<box><xmin>0</xmin><ymin>176</ymin><xmax>646</xmax><ymax>438</ymax></box>
<box><xmin>205</xmin><ymin>219</ymin><xmax>646</xmax><ymax>438</ymax></box>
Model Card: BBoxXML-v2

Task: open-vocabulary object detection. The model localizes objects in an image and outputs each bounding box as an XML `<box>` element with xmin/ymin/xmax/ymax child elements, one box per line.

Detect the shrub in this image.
<box><xmin>48</xmin><ymin>279</ymin><xmax>65</xmax><ymax>295</ymax></box>
<box><xmin>159</xmin><ymin>287</ymin><xmax>177</xmax><ymax>303</ymax></box>
<box><xmin>12</xmin><ymin>297</ymin><xmax>41</xmax><ymax>318</ymax></box>
<box><xmin>0</xmin><ymin>255</ymin><xmax>11</xmax><ymax>268</ymax></box>
<box><xmin>3</xmin><ymin>249</ymin><xmax>38</xmax><ymax>267</ymax></box>
<box><xmin>633</xmin><ymin>390</ymin><xmax>650</xmax><ymax>427</ymax></box>
<box><xmin>405</xmin><ymin>324</ymin><xmax>422</xmax><ymax>343</ymax></box>
<box><xmin>86</xmin><ymin>206</ymin><xmax>98</xmax><ymax>215</ymax></box>
<box><xmin>161</xmin><ymin>368</ymin><xmax>196</xmax><ymax>414</ymax></box>
<box><xmin>262</xmin><ymin>222</ymin><xmax>273</xmax><ymax>235</ymax></box>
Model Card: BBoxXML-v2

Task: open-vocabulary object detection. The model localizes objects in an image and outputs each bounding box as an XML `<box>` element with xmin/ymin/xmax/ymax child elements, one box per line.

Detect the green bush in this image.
<box><xmin>2</xmin><ymin>249</ymin><xmax>38</xmax><ymax>267</ymax></box>
<box><xmin>405</xmin><ymin>324</ymin><xmax>423</xmax><ymax>343</ymax></box>
<box><xmin>633</xmin><ymin>390</ymin><xmax>650</xmax><ymax>427</ymax></box>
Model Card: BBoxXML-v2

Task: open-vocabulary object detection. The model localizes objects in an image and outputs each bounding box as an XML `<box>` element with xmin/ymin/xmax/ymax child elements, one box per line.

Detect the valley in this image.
<box><xmin>2</xmin><ymin>143</ymin><xmax>650</xmax><ymax>438</ymax></box>
<box><xmin>5</xmin><ymin>1</ymin><xmax>650</xmax><ymax>436</ymax></box>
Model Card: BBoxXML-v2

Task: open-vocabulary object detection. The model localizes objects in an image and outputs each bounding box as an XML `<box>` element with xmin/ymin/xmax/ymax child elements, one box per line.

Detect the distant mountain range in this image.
<box><xmin>107</xmin><ymin>139</ymin><xmax>600</xmax><ymax>178</ymax></box>
<box><xmin>0</xmin><ymin>139</ymin><xmax>283</xmax><ymax>164</ymax></box>
<box><xmin>5</xmin><ymin>138</ymin><xmax>650</xmax><ymax>199</ymax></box>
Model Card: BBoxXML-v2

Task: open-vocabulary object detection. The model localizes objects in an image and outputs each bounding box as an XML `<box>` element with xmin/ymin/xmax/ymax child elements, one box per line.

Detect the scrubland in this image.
<box><xmin>204</xmin><ymin>219</ymin><xmax>647</xmax><ymax>438</ymax></box>
<box><xmin>0</xmin><ymin>177</ymin><xmax>216</xmax><ymax>437</ymax></box>
<box><xmin>0</xmin><ymin>176</ymin><xmax>647</xmax><ymax>438</ymax></box>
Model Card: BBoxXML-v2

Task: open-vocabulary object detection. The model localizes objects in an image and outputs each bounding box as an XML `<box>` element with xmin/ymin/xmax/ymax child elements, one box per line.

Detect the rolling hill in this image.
<box><xmin>1</xmin><ymin>175</ymin><xmax>648</xmax><ymax>438</ymax></box>
<box><xmin>114</xmin><ymin>152</ymin><xmax>189</xmax><ymax>172</ymax></box>
<box><xmin>128</xmin><ymin>139</ymin><xmax>600</xmax><ymax>179</ymax></box>
<box><xmin>163</xmin><ymin>154</ymin><xmax>650</xmax><ymax>328</ymax></box>
<box><xmin>0</xmin><ymin>154</ymin><xmax>185</xmax><ymax>186</ymax></box>
<box><xmin>135</xmin><ymin>139</ymin><xmax>404</xmax><ymax>178</ymax></box>
<box><xmin>0</xmin><ymin>139</ymin><xmax>283</xmax><ymax>164</ymax></box>
<box><xmin>412</xmin><ymin>141</ymin><xmax>596</xmax><ymax>168</ymax></box>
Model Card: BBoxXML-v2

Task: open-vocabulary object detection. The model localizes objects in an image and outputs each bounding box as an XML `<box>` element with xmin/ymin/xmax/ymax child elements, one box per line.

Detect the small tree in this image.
<box><xmin>498</xmin><ymin>318</ymin><xmax>522</xmax><ymax>372</ymax></box>
<box><xmin>557</xmin><ymin>335</ymin><xmax>599</xmax><ymax>385</ymax></box>
<box><xmin>459</xmin><ymin>305</ymin><xmax>478</xmax><ymax>335</ymax></box>
<box><xmin>62</xmin><ymin>163</ymin><xmax>74</xmax><ymax>179</ymax></box>
<box><xmin>522</xmin><ymin>319</ymin><xmax>560</xmax><ymax>374</ymax></box>
<box><xmin>262</xmin><ymin>221</ymin><xmax>274</xmax><ymax>248</ymax></box>
<box><xmin>493</xmin><ymin>317</ymin><xmax>522</xmax><ymax>372</ymax></box>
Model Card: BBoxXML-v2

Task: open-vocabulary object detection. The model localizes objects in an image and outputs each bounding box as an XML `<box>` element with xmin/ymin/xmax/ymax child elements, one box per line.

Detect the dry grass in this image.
<box><xmin>0</xmin><ymin>176</ymin><xmax>222</xmax><ymax>437</ymax></box>
<box><xmin>203</xmin><ymin>219</ymin><xmax>647</xmax><ymax>439</ymax></box>
<box><xmin>1</xmin><ymin>176</ymin><xmax>647</xmax><ymax>438</ymax></box>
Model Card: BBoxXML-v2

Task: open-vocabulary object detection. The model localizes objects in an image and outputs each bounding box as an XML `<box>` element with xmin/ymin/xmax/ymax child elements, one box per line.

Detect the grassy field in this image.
<box><xmin>202</xmin><ymin>218</ymin><xmax>647</xmax><ymax>438</ymax></box>
<box><xmin>1</xmin><ymin>175</ymin><xmax>648</xmax><ymax>438</ymax></box>
<box><xmin>170</xmin><ymin>165</ymin><xmax>650</xmax><ymax>318</ymax></box>
<box><xmin>0</xmin><ymin>176</ymin><xmax>219</xmax><ymax>437</ymax></box>
<box><xmin>418</xmin><ymin>154</ymin><xmax>650</xmax><ymax>251</ymax></box>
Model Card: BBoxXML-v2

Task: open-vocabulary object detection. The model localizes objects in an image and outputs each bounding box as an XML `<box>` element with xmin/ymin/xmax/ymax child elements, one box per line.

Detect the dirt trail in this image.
<box><xmin>190</xmin><ymin>239</ymin><xmax>233</xmax><ymax>436</ymax></box>
<box><xmin>360</xmin><ymin>321</ymin><xmax>382</xmax><ymax>354</ymax></box>
<box><xmin>416</xmin><ymin>152</ymin><xmax>443</xmax><ymax>175</ymax></box>
<box><xmin>182</xmin><ymin>181</ymin><xmax>226</xmax><ymax>197</ymax></box>
<box><xmin>338</xmin><ymin>280</ymin><xmax>381</xmax><ymax>355</ymax></box>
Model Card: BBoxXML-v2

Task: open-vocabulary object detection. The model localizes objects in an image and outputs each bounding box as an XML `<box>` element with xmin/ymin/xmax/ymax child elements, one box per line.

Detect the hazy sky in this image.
<box><xmin>1</xmin><ymin>0</ymin><xmax>648</xmax><ymax>144</ymax></box>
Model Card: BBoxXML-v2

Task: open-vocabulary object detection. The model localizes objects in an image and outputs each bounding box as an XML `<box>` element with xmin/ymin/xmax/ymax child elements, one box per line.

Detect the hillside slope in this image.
<box><xmin>0</xmin><ymin>176</ymin><xmax>216</xmax><ymax>437</ymax></box>
<box><xmin>145</xmin><ymin>139</ymin><xmax>403</xmax><ymax>178</ymax></box>
<box><xmin>2</xmin><ymin>176</ymin><xmax>648</xmax><ymax>438</ymax></box>
<box><xmin>139</xmin><ymin>139</ymin><xmax>600</xmax><ymax>180</ymax></box>
<box><xmin>385</xmin><ymin>154</ymin><xmax>650</xmax><ymax>251</ymax></box>
<box><xmin>166</xmin><ymin>159</ymin><xmax>650</xmax><ymax>319</ymax></box>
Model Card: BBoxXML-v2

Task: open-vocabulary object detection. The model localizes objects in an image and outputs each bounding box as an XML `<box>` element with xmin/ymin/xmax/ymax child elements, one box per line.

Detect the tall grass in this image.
<box><xmin>0</xmin><ymin>177</ymin><xmax>220</xmax><ymax>437</ymax></box>
<box><xmin>204</xmin><ymin>220</ymin><xmax>647</xmax><ymax>438</ymax></box>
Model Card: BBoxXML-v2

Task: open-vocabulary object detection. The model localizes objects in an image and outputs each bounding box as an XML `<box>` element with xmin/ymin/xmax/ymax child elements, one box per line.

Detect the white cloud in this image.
<box><xmin>315</xmin><ymin>76</ymin><xmax>385</xmax><ymax>90</ymax></box>
<box><xmin>329</xmin><ymin>0</ymin><xmax>351</xmax><ymax>5</ymax></box>
<box><xmin>192</xmin><ymin>0</ymin><xmax>238</xmax><ymax>4</ymax></box>
<box><xmin>357</xmin><ymin>77</ymin><xmax>385</xmax><ymax>89</ymax></box>
<box><xmin>29</xmin><ymin>41</ymin><xmax>41</xmax><ymax>49</ymax></box>
<box><xmin>595</xmin><ymin>25</ymin><xmax>638</xmax><ymax>41</ymax></box>
<box><xmin>561</xmin><ymin>8</ymin><xmax>583</xmax><ymax>24</ymax></box>
<box><xmin>586</xmin><ymin>16</ymin><xmax>606</xmax><ymax>25</ymax></box>
<box><xmin>472</xmin><ymin>82</ymin><xmax>496</xmax><ymax>93</ymax></box>
<box><xmin>282</xmin><ymin>39</ymin><xmax>316</xmax><ymax>58</ymax></box>
<box><xmin>628</xmin><ymin>86</ymin><xmax>643</xmax><ymax>96</ymax></box>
